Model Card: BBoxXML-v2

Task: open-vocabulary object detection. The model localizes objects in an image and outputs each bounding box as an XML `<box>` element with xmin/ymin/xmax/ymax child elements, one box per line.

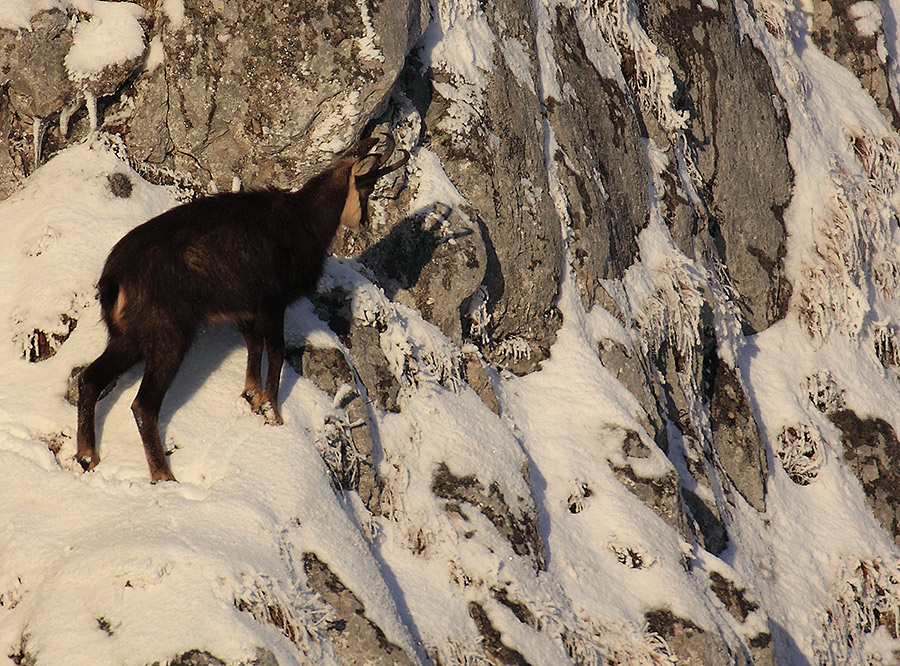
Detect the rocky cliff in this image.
<box><xmin>4</xmin><ymin>0</ymin><xmax>900</xmax><ymax>664</ymax></box>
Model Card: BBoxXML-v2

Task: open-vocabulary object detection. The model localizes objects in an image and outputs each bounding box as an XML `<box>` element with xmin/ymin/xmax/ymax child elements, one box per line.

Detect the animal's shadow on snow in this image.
<box><xmin>92</xmin><ymin>212</ymin><xmax>471</xmax><ymax>462</ymax></box>
<box><xmin>94</xmin><ymin>324</ymin><xmax>305</xmax><ymax>458</ymax></box>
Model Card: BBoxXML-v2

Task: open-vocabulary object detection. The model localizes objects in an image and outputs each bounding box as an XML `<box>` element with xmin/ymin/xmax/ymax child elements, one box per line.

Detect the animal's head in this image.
<box><xmin>336</xmin><ymin>134</ymin><xmax>409</xmax><ymax>230</ymax></box>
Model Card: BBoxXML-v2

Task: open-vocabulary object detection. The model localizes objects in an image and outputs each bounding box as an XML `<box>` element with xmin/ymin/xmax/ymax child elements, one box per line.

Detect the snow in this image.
<box><xmin>6</xmin><ymin>0</ymin><xmax>900</xmax><ymax>664</ymax></box>
<box><xmin>0</xmin><ymin>0</ymin><xmax>63</xmax><ymax>30</ymax></box>
<box><xmin>849</xmin><ymin>1</ymin><xmax>883</xmax><ymax>38</ymax></box>
<box><xmin>145</xmin><ymin>35</ymin><xmax>165</xmax><ymax>72</ymax></box>
<box><xmin>501</xmin><ymin>37</ymin><xmax>536</xmax><ymax>95</ymax></box>
<box><xmin>65</xmin><ymin>2</ymin><xmax>146</xmax><ymax>82</ymax></box>
<box><xmin>157</xmin><ymin>0</ymin><xmax>184</xmax><ymax>31</ymax></box>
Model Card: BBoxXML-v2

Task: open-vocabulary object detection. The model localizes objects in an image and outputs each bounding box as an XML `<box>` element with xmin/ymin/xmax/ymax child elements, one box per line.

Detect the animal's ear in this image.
<box><xmin>340</xmin><ymin>156</ymin><xmax>379</xmax><ymax>230</ymax></box>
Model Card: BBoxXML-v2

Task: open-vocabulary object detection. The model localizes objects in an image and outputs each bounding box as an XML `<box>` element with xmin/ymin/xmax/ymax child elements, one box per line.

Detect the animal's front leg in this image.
<box><xmin>238</xmin><ymin>320</ymin><xmax>265</xmax><ymax>413</ymax></box>
<box><xmin>259</xmin><ymin>311</ymin><xmax>285</xmax><ymax>426</ymax></box>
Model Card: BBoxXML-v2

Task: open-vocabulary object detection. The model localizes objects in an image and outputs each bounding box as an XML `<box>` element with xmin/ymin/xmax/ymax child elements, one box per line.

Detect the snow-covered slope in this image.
<box><xmin>6</xmin><ymin>1</ymin><xmax>900</xmax><ymax>665</ymax></box>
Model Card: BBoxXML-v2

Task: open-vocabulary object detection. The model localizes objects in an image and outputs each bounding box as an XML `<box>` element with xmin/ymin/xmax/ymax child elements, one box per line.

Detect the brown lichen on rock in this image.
<box><xmin>432</xmin><ymin>462</ymin><xmax>546</xmax><ymax>570</ymax></box>
<box><xmin>303</xmin><ymin>553</ymin><xmax>415</xmax><ymax>666</ymax></box>
<box><xmin>830</xmin><ymin>409</ymin><xmax>900</xmax><ymax>546</ymax></box>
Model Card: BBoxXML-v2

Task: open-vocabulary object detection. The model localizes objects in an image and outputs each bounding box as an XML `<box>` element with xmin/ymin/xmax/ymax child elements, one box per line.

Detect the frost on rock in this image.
<box><xmin>814</xmin><ymin>559</ymin><xmax>900</xmax><ymax>666</ymax></box>
<box><xmin>233</xmin><ymin>572</ymin><xmax>337</xmax><ymax>663</ymax></box>
<box><xmin>774</xmin><ymin>422</ymin><xmax>823</xmax><ymax>486</ymax></box>
<box><xmin>64</xmin><ymin>1</ymin><xmax>147</xmax><ymax>96</ymax></box>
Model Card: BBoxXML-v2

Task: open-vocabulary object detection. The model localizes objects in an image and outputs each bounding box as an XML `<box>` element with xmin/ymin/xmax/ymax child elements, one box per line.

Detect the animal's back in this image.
<box><xmin>100</xmin><ymin>191</ymin><xmax>298</xmax><ymax>334</ymax></box>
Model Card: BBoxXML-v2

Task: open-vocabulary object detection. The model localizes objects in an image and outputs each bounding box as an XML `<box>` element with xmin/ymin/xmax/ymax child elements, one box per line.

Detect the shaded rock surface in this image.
<box><xmin>548</xmin><ymin>5</ymin><xmax>649</xmax><ymax>306</ymax></box>
<box><xmin>303</xmin><ymin>553</ymin><xmax>416</xmax><ymax>666</ymax></box>
<box><xmin>708</xmin><ymin>358</ymin><xmax>768</xmax><ymax>512</ymax></box>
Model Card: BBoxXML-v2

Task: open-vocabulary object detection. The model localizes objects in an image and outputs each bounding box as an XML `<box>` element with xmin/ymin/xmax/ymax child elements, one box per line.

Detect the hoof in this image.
<box><xmin>75</xmin><ymin>455</ymin><xmax>98</xmax><ymax>472</ymax></box>
<box><xmin>260</xmin><ymin>402</ymin><xmax>283</xmax><ymax>426</ymax></box>
<box><xmin>246</xmin><ymin>391</ymin><xmax>283</xmax><ymax>425</ymax></box>
<box><xmin>242</xmin><ymin>388</ymin><xmax>262</xmax><ymax>410</ymax></box>
<box><xmin>150</xmin><ymin>472</ymin><xmax>178</xmax><ymax>484</ymax></box>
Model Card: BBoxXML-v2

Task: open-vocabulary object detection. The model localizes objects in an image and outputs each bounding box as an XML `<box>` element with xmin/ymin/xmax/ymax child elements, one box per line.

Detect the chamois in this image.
<box><xmin>76</xmin><ymin>135</ymin><xmax>408</xmax><ymax>482</ymax></box>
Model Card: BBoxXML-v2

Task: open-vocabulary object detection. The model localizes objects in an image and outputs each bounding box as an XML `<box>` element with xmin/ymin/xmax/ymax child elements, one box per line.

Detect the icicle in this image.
<box><xmin>333</xmin><ymin>383</ymin><xmax>354</xmax><ymax>408</ymax></box>
<box><xmin>32</xmin><ymin>116</ymin><xmax>46</xmax><ymax>167</ymax></box>
<box><xmin>59</xmin><ymin>95</ymin><xmax>82</xmax><ymax>137</ymax></box>
<box><xmin>85</xmin><ymin>91</ymin><xmax>98</xmax><ymax>131</ymax></box>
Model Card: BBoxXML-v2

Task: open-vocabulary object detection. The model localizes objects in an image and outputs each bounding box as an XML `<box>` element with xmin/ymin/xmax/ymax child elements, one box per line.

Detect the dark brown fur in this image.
<box><xmin>76</xmin><ymin>136</ymin><xmax>408</xmax><ymax>482</ymax></box>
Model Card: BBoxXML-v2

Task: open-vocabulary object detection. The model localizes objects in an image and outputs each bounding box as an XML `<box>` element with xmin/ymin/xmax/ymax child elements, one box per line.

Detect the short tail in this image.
<box><xmin>97</xmin><ymin>275</ymin><xmax>125</xmax><ymax>334</ymax></box>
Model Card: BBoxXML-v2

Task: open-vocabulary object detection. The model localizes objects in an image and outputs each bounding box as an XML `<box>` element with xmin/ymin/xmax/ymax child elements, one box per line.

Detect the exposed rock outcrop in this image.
<box><xmin>126</xmin><ymin>0</ymin><xmax>427</xmax><ymax>191</ymax></box>
<box><xmin>640</xmin><ymin>0</ymin><xmax>794</xmax><ymax>334</ymax></box>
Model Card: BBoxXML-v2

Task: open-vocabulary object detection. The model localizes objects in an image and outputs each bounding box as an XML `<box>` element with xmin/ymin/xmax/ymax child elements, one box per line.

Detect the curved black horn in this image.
<box><xmin>370</xmin><ymin>149</ymin><xmax>410</xmax><ymax>178</ymax></box>
<box><xmin>341</xmin><ymin>137</ymin><xmax>379</xmax><ymax>159</ymax></box>
<box><xmin>377</xmin><ymin>133</ymin><xmax>396</xmax><ymax>167</ymax></box>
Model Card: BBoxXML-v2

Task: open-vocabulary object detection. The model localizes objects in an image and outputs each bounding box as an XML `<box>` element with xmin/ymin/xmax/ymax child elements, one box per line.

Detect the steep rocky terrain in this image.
<box><xmin>4</xmin><ymin>0</ymin><xmax>900</xmax><ymax>664</ymax></box>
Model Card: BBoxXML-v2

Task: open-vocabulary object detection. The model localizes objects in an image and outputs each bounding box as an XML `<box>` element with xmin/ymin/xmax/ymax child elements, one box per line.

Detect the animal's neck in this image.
<box><xmin>292</xmin><ymin>175</ymin><xmax>347</xmax><ymax>249</ymax></box>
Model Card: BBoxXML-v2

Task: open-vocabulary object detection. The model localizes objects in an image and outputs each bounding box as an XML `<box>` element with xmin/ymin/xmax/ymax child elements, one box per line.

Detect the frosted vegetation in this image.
<box><xmin>4</xmin><ymin>0</ymin><xmax>900</xmax><ymax>665</ymax></box>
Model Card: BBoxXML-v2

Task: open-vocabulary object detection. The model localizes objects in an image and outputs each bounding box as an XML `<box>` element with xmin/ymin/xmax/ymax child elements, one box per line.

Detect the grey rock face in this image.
<box><xmin>2</xmin><ymin>10</ymin><xmax>74</xmax><ymax>121</ymax></box>
<box><xmin>432</xmin><ymin>462</ymin><xmax>546</xmax><ymax>571</ymax></box>
<box><xmin>0</xmin><ymin>88</ymin><xmax>21</xmax><ymax>198</ymax></box>
<box><xmin>419</xmin><ymin>0</ymin><xmax>563</xmax><ymax>374</ymax></box>
<box><xmin>645</xmin><ymin>609</ymin><xmax>733</xmax><ymax>665</ymax></box>
<box><xmin>288</xmin><ymin>344</ymin><xmax>382</xmax><ymax>513</ymax></box>
<box><xmin>811</xmin><ymin>0</ymin><xmax>900</xmax><ymax>129</ymax></box>
<box><xmin>303</xmin><ymin>553</ymin><xmax>416</xmax><ymax>666</ymax></box>
<box><xmin>1</xmin><ymin>5</ymin><xmax>149</xmax><ymax>181</ymax></box>
<box><xmin>311</xmin><ymin>285</ymin><xmax>401</xmax><ymax>414</ymax></box>
<box><xmin>155</xmin><ymin>648</ymin><xmax>279</xmax><ymax>666</ymax></box>
<box><xmin>640</xmin><ymin>0</ymin><xmax>793</xmax><ymax>334</ymax></box>
<box><xmin>356</xmin><ymin>200</ymin><xmax>488</xmax><ymax>348</ymax></box>
<box><xmin>0</xmin><ymin>9</ymin><xmax>76</xmax><ymax>184</ymax></box>
<box><xmin>682</xmin><ymin>487</ymin><xmax>729</xmax><ymax>555</ymax></box>
<box><xmin>548</xmin><ymin>6</ymin><xmax>648</xmax><ymax>307</ymax></box>
<box><xmin>609</xmin><ymin>431</ymin><xmax>692</xmax><ymax>540</ymax></box>
<box><xmin>126</xmin><ymin>0</ymin><xmax>425</xmax><ymax>191</ymax></box>
<box><xmin>709</xmin><ymin>358</ymin><xmax>768</xmax><ymax>512</ymax></box>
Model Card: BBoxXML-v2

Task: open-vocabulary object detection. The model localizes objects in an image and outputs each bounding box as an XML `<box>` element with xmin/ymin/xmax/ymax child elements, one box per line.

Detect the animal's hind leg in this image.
<box><xmin>131</xmin><ymin>344</ymin><xmax>187</xmax><ymax>483</ymax></box>
<box><xmin>76</xmin><ymin>335</ymin><xmax>140</xmax><ymax>471</ymax></box>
